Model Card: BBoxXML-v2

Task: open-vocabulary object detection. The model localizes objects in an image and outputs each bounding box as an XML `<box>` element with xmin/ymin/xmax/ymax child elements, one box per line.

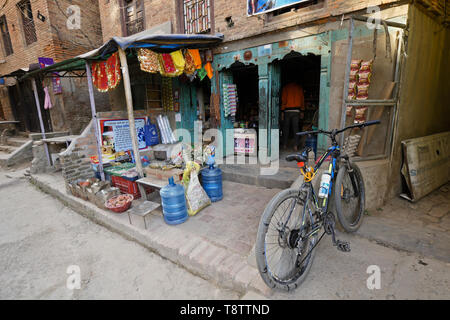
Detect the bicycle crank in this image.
<box><xmin>324</xmin><ymin>212</ymin><xmax>351</xmax><ymax>253</ymax></box>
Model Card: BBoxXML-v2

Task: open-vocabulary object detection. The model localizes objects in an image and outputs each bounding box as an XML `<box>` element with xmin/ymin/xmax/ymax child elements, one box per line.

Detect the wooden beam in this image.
<box><xmin>85</xmin><ymin>61</ymin><xmax>105</xmax><ymax>181</ymax></box>
<box><xmin>118</xmin><ymin>48</ymin><xmax>144</xmax><ymax>178</ymax></box>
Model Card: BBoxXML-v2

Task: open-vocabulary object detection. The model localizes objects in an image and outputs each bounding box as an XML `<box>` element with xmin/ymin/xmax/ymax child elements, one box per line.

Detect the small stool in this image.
<box><xmin>127</xmin><ymin>200</ymin><xmax>160</xmax><ymax>229</ymax></box>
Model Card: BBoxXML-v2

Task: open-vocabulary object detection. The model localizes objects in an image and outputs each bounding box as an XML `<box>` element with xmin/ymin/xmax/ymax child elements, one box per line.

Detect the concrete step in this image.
<box><xmin>5</xmin><ymin>137</ymin><xmax>30</xmax><ymax>147</ymax></box>
<box><xmin>0</xmin><ymin>145</ymin><xmax>18</xmax><ymax>154</ymax></box>
<box><xmin>220</xmin><ymin>164</ymin><xmax>299</xmax><ymax>189</ymax></box>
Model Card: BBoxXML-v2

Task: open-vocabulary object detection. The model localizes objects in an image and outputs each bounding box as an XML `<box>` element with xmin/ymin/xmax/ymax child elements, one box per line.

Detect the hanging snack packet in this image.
<box><xmin>360</xmin><ymin>59</ymin><xmax>373</xmax><ymax>72</ymax></box>
<box><xmin>348</xmin><ymin>80</ymin><xmax>357</xmax><ymax>94</ymax></box>
<box><xmin>356</xmin><ymin>83</ymin><xmax>370</xmax><ymax>100</ymax></box>
<box><xmin>349</xmin><ymin>69</ymin><xmax>359</xmax><ymax>82</ymax></box>
<box><xmin>351</xmin><ymin>59</ymin><xmax>362</xmax><ymax>70</ymax></box>
<box><xmin>358</xmin><ymin>70</ymin><xmax>372</xmax><ymax>84</ymax></box>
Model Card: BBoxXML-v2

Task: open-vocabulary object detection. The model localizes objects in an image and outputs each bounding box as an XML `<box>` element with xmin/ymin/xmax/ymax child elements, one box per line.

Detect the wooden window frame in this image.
<box><xmin>0</xmin><ymin>15</ymin><xmax>13</xmax><ymax>56</ymax></box>
<box><xmin>120</xmin><ymin>0</ymin><xmax>146</xmax><ymax>37</ymax></box>
<box><xmin>177</xmin><ymin>0</ymin><xmax>215</xmax><ymax>34</ymax></box>
<box><xmin>17</xmin><ymin>0</ymin><xmax>37</xmax><ymax>46</ymax></box>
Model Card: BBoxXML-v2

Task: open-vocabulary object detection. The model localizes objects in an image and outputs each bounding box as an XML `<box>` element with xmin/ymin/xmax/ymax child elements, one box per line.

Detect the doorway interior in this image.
<box><xmin>279</xmin><ymin>52</ymin><xmax>321</xmax><ymax>163</ymax></box>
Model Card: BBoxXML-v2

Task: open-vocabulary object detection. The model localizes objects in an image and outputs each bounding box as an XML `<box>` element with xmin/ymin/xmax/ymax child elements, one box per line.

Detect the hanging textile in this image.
<box><xmin>43</xmin><ymin>86</ymin><xmax>53</xmax><ymax>110</ymax></box>
<box><xmin>91</xmin><ymin>52</ymin><xmax>122</xmax><ymax>92</ymax></box>
<box><xmin>170</xmin><ymin>50</ymin><xmax>185</xmax><ymax>75</ymax></box>
<box><xmin>204</xmin><ymin>62</ymin><xmax>214</xmax><ymax>79</ymax></box>
<box><xmin>223</xmin><ymin>84</ymin><xmax>238</xmax><ymax>118</ymax></box>
<box><xmin>187</xmin><ymin>49</ymin><xmax>202</xmax><ymax>70</ymax></box>
<box><xmin>184</xmin><ymin>49</ymin><xmax>196</xmax><ymax>75</ymax></box>
<box><xmin>159</xmin><ymin>53</ymin><xmax>177</xmax><ymax>76</ymax></box>
<box><xmin>198</xmin><ymin>67</ymin><xmax>207</xmax><ymax>81</ymax></box>
<box><xmin>137</xmin><ymin>48</ymin><xmax>160</xmax><ymax>73</ymax></box>
<box><xmin>161</xmin><ymin>77</ymin><xmax>174</xmax><ymax>112</ymax></box>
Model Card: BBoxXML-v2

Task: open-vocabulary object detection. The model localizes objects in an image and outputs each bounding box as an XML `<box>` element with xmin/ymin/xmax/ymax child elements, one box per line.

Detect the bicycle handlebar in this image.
<box><xmin>296</xmin><ymin>120</ymin><xmax>381</xmax><ymax>137</ymax></box>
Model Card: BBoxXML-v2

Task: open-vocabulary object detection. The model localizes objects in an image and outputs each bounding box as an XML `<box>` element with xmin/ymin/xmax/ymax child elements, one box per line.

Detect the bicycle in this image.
<box><xmin>255</xmin><ymin>120</ymin><xmax>381</xmax><ymax>291</ymax></box>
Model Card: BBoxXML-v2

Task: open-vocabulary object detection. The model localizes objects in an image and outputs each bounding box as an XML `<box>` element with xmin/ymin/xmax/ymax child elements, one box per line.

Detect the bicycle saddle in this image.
<box><xmin>285</xmin><ymin>153</ymin><xmax>308</xmax><ymax>163</ymax></box>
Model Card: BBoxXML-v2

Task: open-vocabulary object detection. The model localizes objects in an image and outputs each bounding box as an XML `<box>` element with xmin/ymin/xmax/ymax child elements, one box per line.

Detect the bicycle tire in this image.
<box><xmin>334</xmin><ymin>162</ymin><xmax>365</xmax><ymax>232</ymax></box>
<box><xmin>255</xmin><ymin>188</ymin><xmax>317</xmax><ymax>291</ymax></box>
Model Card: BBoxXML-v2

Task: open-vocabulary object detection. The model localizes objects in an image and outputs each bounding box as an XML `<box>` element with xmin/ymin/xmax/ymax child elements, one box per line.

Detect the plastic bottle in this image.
<box><xmin>318</xmin><ymin>172</ymin><xmax>331</xmax><ymax>198</ymax></box>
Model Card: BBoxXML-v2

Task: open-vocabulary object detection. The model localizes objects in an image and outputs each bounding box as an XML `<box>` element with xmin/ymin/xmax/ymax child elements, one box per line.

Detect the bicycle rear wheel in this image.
<box><xmin>255</xmin><ymin>188</ymin><xmax>318</xmax><ymax>291</ymax></box>
<box><xmin>334</xmin><ymin>162</ymin><xmax>365</xmax><ymax>232</ymax></box>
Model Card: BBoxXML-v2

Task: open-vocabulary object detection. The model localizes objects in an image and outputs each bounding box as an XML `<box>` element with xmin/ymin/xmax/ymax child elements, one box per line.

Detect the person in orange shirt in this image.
<box><xmin>281</xmin><ymin>81</ymin><xmax>305</xmax><ymax>151</ymax></box>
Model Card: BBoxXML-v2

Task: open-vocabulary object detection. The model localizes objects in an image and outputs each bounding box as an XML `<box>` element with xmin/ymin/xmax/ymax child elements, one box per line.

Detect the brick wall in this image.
<box><xmin>98</xmin><ymin>0</ymin><xmax>403</xmax><ymax>42</ymax></box>
<box><xmin>0</xmin><ymin>0</ymin><xmax>103</xmax><ymax>75</ymax></box>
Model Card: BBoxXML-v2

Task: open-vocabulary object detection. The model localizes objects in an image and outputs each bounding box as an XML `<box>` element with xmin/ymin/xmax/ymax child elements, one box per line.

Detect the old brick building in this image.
<box><xmin>0</xmin><ymin>0</ymin><xmax>110</xmax><ymax>134</ymax></box>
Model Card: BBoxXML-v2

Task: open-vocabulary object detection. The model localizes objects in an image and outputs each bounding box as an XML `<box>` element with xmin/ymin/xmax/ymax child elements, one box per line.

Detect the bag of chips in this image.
<box><xmin>351</xmin><ymin>59</ymin><xmax>362</xmax><ymax>70</ymax></box>
<box><xmin>360</xmin><ymin>59</ymin><xmax>373</xmax><ymax>72</ymax></box>
<box><xmin>348</xmin><ymin>80</ymin><xmax>358</xmax><ymax>94</ymax></box>
<box><xmin>358</xmin><ymin>70</ymin><xmax>372</xmax><ymax>84</ymax></box>
<box><xmin>349</xmin><ymin>69</ymin><xmax>359</xmax><ymax>82</ymax></box>
<box><xmin>356</xmin><ymin>83</ymin><xmax>370</xmax><ymax>100</ymax></box>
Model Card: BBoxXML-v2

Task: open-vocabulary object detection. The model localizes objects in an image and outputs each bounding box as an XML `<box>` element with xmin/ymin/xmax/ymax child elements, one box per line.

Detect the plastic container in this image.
<box><xmin>305</xmin><ymin>135</ymin><xmax>317</xmax><ymax>160</ymax></box>
<box><xmin>111</xmin><ymin>176</ymin><xmax>152</xmax><ymax>199</ymax></box>
<box><xmin>160</xmin><ymin>177</ymin><xmax>188</xmax><ymax>225</ymax></box>
<box><xmin>318</xmin><ymin>172</ymin><xmax>331</xmax><ymax>198</ymax></box>
<box><xmin>201</xmin><ymin>164</ymin><xmax>223</xmax><ymax>202</ymax></box>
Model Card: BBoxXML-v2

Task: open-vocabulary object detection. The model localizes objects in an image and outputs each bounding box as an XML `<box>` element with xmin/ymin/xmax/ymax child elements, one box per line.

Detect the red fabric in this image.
<box><xmin>91</xmin><ymin>52</ymin><xmax>121</xmax><ymax>92</ymax></box>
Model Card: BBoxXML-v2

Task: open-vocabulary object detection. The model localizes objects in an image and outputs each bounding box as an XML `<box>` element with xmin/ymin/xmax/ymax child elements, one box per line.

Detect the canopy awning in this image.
<box><xmin>17</xmin><ymin>32</ymin><xmax>224</xmax><ymax>81</ymax></box>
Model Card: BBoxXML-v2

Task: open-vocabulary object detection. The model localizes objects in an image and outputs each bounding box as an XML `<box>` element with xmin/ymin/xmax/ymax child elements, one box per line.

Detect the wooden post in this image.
<box><xmin>85</xmin><ymin>61</ymin><xmax>105</xmax><ymax>181</ymax></box>
<box><xmin>31</xmin><ymin>78</ymin><xmax>51</xmax><ymax>166</ymax></box>
<box><xmin>118</xmin><ymin>47</ymin><xmax>144</xmax><ymax>178</ymax></box>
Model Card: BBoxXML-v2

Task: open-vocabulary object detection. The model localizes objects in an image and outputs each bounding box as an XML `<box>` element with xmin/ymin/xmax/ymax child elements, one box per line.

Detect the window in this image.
<box><xmin>17</xmin><ymin>0</ymin><xmax>37</xmax><ymax>46</ymax></box>
<box><xmin>0</xmin><ymin>16</ymin><xmax>13</xmax><ymax>56</ymax></box>
<box><xmin>122</xmin><ymin>0</ymin><xmax>145</xmax><ymax>36</ymax></box>
<box><xmin>182</xmin><ymin>0</ymin><xmax>212</xmax><ymax>34</ymax></box>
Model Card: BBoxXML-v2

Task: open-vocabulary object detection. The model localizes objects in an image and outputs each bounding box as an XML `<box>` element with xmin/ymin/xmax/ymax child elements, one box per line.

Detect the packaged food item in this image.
<box><xmin>356</xmin><ymin>83</ymin><xmax>370</xmax><ymax>99</ymax></box>
<box><xmin>348</xmin><ymin>80</ymin><xmax>358</xmax><ymax>94</ymax></box>
<box><xmin>348</xmin><ymin>92</ymin><xmax>357</xmax><ymax>100</ymax></box>
<box><xmin>346</xmin><ymin>106</ymin><xmax>354</xmax><ymax>117</ymax></box>
<box><xmin>360</xmin><ymin>59</ymin><xmax>373</xmax><ymax>72</ymax></box>
<box><xmin>354</xmin><ymin>106</ymin><xmax>368</xmax><ymax>123</ymax></box>
<box><xmin>358</xmin><ymin>70</ymin><xmax>372</xmax><ymax>84</ymax></box>
<box><xmin>351</xmin><ymin>59</ymin><xmax>362</xmax><ymax>70</ymax></box>
<box><xmin>349</xmin><ymin>69</ymin><xmax>359</xmax><ymax>82</ymax></box>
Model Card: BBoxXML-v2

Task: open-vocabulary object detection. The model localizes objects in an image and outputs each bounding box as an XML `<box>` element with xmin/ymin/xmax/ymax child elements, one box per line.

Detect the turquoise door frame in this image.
<box><xmin>174</xmin><ymin>77</ymin><xmax>197</xmax><ymax>144</ymax></box>
<box><xmin>213</xmin><ymin>31</ymin><xmax>332</xmax><ymax>158</ymax></box>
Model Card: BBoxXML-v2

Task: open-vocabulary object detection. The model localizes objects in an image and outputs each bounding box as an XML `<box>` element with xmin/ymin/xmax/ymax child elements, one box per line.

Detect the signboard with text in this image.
<box><xmin>99</xmin><ymin>118</ymin><xmax>147</xmax><ymax>152</ymax></box>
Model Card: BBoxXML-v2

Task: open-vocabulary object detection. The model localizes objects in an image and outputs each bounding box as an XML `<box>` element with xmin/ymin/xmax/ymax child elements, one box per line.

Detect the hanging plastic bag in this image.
<box><xmin>144</xmin><ymin>118</ymin><xmax>159</xmax><ymax>147</ymax></box>
<box><xmin>185</xmin><ymin>168</ymin><xmax>211</xmax><ymax>216</ymax></box>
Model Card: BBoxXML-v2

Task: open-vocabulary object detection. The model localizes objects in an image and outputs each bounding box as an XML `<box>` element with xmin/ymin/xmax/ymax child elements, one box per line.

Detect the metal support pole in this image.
<box><xmin>85</xmin><ymin>61</ymin><xmax>105</xmax><ymax>181</ymax></box>
<box><xmin>31</xmin><ymin>78</ymin><xmax>51</xmax><ymax>166</ymax></box>
<box><xmin>339</xmin><ymin>18</ymin><xmax>354</xmax><ymax>147</ymax></box>
<box><xmin>118</xmin><ymin>47</ymin><xmax>144</xmax><ymax>178</ymax></box>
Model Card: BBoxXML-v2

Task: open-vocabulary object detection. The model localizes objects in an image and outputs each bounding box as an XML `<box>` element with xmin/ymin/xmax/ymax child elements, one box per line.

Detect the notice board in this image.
<box><xmin>99</xmin><ymin>118</ymin><xmax>147</xmax><ymax>152</ymax></box>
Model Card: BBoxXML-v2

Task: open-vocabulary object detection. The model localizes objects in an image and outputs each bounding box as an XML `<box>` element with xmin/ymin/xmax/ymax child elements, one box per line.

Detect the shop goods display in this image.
<box><xmin>223</xmin><ymin>84</ymin><xmax>238</xmax><ymax>117</ymax></box>
<box><xmin>200</xmin><ymin>164</ymin><xmax>223</xmax><ymax>202</ymax></box>
<box><xmin>137</xmin><ymin>48</ymin><xmax>160</xmax><ymax>73</ymax></box>
<box><xmin>160</xmin><ymin>177</ymin><xmax>189</xmax><ymax>225</ymax></box>
<box><xmin>156</xmin><ymin>114</ymin><xmax>177</xmax><ymax>144</ymax></box>
<box><xmin>185</xmin><ymin>168</ymin><xmax>211</xmax><ymax>216</ymax></box>
<box><xmin>161</xmin><ymin>77</ymin><xmax>174</xmax><ymax>112</ymax></box>
<box><xmin>144</xmin><ymin>118</ymin><xmax>160</xmax><ymax>147</ymax></box>
<box><xmin>92</xmin><ymin>52</ymin><xmax>122</xmax><ymax>92</ymax></box>
<box><xmin>105</xmin><ymin>194</ymin><xmax>134</xmax><ymax>213</ymax></box>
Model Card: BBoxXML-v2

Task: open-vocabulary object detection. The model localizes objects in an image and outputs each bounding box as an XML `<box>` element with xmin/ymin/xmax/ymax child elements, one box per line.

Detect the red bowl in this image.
<box><xmin>105</xmin><ymin>194</ymin><xmax>133</xmax><ymax>213</ymax></box>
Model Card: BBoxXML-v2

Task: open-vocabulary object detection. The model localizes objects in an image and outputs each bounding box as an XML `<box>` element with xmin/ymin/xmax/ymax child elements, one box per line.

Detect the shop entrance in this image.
<box><xmin>229</xmin><ymin>62</ymin><xmax>259</xmax><ymax>157</ymax></box>
<box><xmin>278</xmin><ymin>52</ymin><xmax>320</xmax><ymax>158</ymax></box>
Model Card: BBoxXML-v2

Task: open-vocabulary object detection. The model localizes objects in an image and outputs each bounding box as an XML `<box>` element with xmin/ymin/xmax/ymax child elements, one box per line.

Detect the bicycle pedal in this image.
<box><xmin>336</xmin><ymin>240</ymin><xmax>351</xmax><ymax>252</ymax></box>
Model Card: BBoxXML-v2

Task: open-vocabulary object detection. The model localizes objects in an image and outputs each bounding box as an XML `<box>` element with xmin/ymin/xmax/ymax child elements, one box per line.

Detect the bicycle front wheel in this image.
<box><xmin>255</xmin><ymin>188</ymin><xmax>318</xmax><ymax>291</ymax></box>
<box><xmin>334</xmin><ymin>162</ymin><xmax>365</xmax><ymax>232</ymax></box>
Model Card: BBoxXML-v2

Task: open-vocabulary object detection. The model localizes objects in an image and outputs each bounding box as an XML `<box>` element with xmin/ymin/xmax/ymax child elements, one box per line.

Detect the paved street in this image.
<box><xmin>0</xmin><ymin>173</ymin><xmax>239</xmax><ymax>300</ymax></box>
<box><xmin>0</xmin><ymin>169</ymin><xmax>449</xmax><ymax>300</ymax></box>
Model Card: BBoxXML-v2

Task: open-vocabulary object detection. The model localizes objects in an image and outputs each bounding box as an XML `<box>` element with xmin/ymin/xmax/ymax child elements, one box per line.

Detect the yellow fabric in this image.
<box><xmin>170</xmin><ymin>50</ymin><xmax>185</xmax><ymax>75</ymax></box>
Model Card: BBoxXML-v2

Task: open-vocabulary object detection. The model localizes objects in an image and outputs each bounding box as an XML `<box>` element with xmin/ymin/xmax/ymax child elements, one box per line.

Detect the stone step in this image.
<box><xmin>0</xmin><ymin>145</ymin><xmax>18</xmax><ymax>154</ymax></box>
<box><xmin>220</xmin><ymin>164</ymin><xmax>299</xmax><ymax>189</ymax></box>
<box><xmin>5</xmin><ymin>137</ymin><xmax>30</xmax><ymax>147</ymax></box>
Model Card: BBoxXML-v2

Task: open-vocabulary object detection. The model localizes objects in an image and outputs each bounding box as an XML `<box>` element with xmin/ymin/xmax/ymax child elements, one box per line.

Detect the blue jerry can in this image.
<box><xmin>160</xmin><ymin>177</ymin><xmax>188</xmax><ymax>225</ymax></box>
<box><xmin>201</xmin><ymin>164</ymin><xmax>223</xmax><ymax>202</ymax></box>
